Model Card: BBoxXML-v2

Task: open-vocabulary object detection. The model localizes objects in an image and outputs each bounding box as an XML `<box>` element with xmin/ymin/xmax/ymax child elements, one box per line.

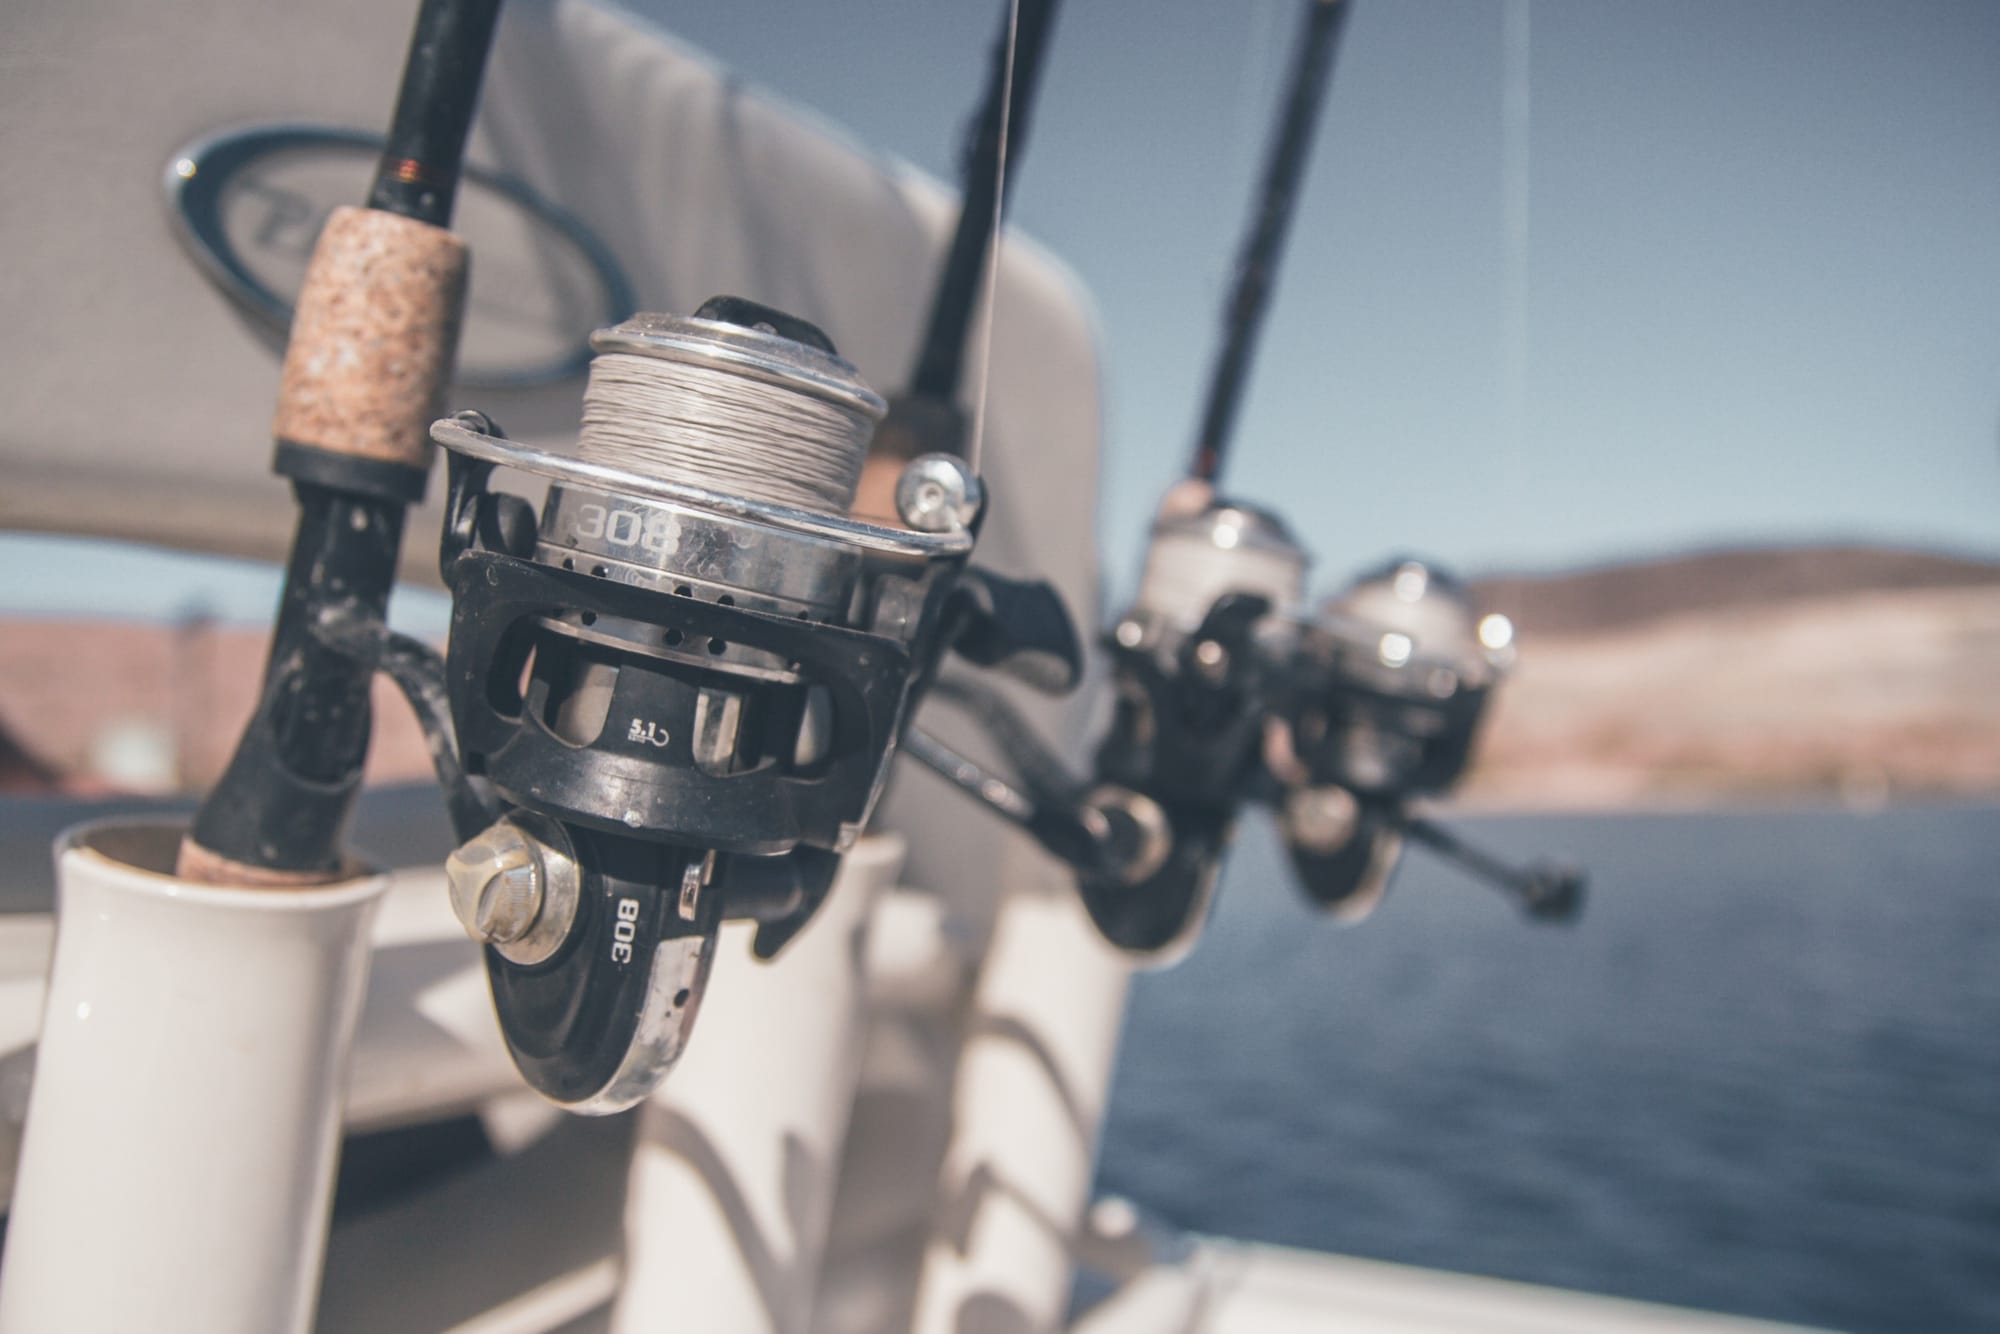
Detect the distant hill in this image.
<box><xmin>1461</xmin><ymin>545</ymin><xmax>2000</xmax><ymax>807</ymax></box>
<box><xmin>1469</xmin><ymin>545</ymin><xmax>2000</xmax><ymax>636</ymax></box>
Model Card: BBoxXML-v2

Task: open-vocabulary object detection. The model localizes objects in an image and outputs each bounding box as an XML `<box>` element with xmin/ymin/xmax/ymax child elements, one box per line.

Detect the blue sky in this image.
<box><xmin>654</xmin><ymin>0</ymin><xmax>2000</xmax><ymax>597</ymax></box>
<box><xmin>8</xmin><ymin>0</ymin><xmax>1994</xmax><ymax>621</ymax></box>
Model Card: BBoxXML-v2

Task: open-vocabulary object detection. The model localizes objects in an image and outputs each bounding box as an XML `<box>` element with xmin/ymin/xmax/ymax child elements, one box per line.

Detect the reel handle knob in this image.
<box><xmin>896</xmin><ymin>453</ymin><xmax>985</xmax><ymax>534</ymax></box>
<box><xmin>1519</xmin><ymin>862</ymin><xmax>1587</xmax><ymax>924</ymax></box>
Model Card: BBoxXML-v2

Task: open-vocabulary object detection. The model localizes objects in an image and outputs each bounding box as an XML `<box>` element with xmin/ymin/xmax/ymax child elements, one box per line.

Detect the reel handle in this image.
<box><xmin>949</xmin><ymin>566</ymin><xmax>1084</xmax><ymax>695</ymax></box>
<box><xmin>1400</xmin><ymin>815</ymin><xmax>1586</xmax><ymax>925</ymax></box>
<box><xmin>1516</xmin><ymin>861</ymin><xmax>1588</xmax><ymax>923</ymax></box>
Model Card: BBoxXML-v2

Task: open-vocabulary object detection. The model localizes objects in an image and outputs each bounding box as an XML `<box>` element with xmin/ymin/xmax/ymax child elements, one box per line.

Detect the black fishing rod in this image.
<box><xmin>180</xmin><ymin>0</ymin><xmax>502</xmax><ymax>884</ymax></box>
<box><xmin>868</xmin><ymin>0</ymin><xmax>1062</xmax><ymax>471</ymax></box>
<box><xmin>911</xmin><ymin>0</ymin><xmax>1062</xmax><ymax>414</ymax></box>
<box><xmin>1061</xmin><ymin>0</ymin><xmax>1351</xmax><ymax>959</ymax></box>
<box><xmin>892</xmin><ymin>0</ymin><xmax>1358</xmax><ymax>961</ymax></box>
<box><xmin>1189</xmin><ymin>0</ymin><xmax>1350</xmax><ymax>487</ymax></box>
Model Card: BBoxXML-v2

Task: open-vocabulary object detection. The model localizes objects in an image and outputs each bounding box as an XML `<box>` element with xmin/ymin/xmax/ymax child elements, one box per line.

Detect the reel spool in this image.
<box><xmin>1083</xmin><ymin>499</ymin><xmax>1309</xmax><ymax>961</ymax></box>
<box><xmin>431</xmin><ymin>297</ymin><xmax>983</xmax><ymax>1111</ymax></box>
<box><xmin>1273</xmin><ymin>557</ymin><xmax>1513</xmax><ymax>914</ymax></box>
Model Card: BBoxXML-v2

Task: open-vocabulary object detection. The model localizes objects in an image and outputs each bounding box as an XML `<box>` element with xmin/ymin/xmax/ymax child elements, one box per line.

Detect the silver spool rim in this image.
<box><xmin>432</xmin><ymin>418</ymin><xmax>971</xmax><ymax>560</ymax></box>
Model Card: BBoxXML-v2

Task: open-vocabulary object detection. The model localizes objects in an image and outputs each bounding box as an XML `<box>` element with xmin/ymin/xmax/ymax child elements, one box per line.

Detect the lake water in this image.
<box><xmin>1098</xmin><ymin>804</ymin><xmax>2000</xmax><ymax>1333</ymax></box>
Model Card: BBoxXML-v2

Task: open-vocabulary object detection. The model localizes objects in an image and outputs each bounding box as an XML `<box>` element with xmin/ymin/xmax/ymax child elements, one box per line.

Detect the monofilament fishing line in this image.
<box><xmin>578</xmin><ymin>347</ymin><xmax>874</xmax><ymax>516</ymax></box>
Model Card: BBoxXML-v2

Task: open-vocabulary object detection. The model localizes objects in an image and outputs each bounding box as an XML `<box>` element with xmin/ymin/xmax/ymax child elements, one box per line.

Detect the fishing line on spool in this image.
<box><xmin>578</xmin><ymin>350</ymin><xmax>872</xmax><ymax>515</ymax></box>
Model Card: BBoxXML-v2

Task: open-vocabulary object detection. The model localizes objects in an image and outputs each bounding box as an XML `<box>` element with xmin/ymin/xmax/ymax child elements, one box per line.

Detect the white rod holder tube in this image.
<box><xmin>612</xmin><ymin>834</ymin><xmax>905</xmax><ymax>1334</ymax></box>
<box><xmin>0</xmin><ymin>821</ymin><xmax>388</xmax><ymax>1334</ymax></box>
<box><xmin>911</xmin><ymin>884</ymin><xmax>1133</xmax><ymax>1334</ymax></box>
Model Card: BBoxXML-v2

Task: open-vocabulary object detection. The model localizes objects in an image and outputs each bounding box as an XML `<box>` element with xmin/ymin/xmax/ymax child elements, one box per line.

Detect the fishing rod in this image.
<box><xmin>861</xmin><ymin>0</ymin><xmax>1063</xmax><ymax>489</ymax></box>
<box><xmin>889</xmin><ymin>0</ymin><xmax>1155</xmax><ymax>861</ymax></box>
<box><xmin>1065</xmin><ymin>0</ymin><xmax>1350</xmax><ymax>959</ymax></box>
<box><xmin>907</xmin><ymin>0</ymin><xmax>1582</xmax><ymax>950</ymax></box>
<box><xmin>178</xmin><ymin>0</ymin><xmax>501</xmax><ymax>886</ymax></box>
<box><xmin>411</xmin><ymin>0</ymin><xmax>1083</xmax><ymax>1112</ymax></box>
<box><xmin>871</xmin><ymin>0</ymin><xmax>1078</xmax><ymax>699</ymax></box>
<box><xmin>898</xmin><ymin>0</ymin><xmax>1349</xmax><ymax>961</ymax></box>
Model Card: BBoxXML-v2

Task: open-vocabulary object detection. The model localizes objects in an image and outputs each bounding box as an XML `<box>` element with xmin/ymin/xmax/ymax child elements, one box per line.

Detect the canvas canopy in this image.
<box><xmin>0</xmin><ymin>0</ymin><xmax>1100</xmax><ymax>619</ymax></box>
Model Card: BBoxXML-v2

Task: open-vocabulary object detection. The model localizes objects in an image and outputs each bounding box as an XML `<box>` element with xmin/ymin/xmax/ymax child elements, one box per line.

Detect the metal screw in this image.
<box><xmin>1192</xmin><ymin>638</ymin><xmax>1229</xmax><ymax>683</ymax></box>
<box><xmin>1284</xmin><ymin>784</ymin><xmax>1358</xmax><ymax>852</ymax></box>
<box><xmin>446</xmin><ymin>823</ymin><xmax>545</xmax><ymax>945</ymax></box>
<box><xmin>895</xmin><ymin>453</ymin><xmax>984</xmax><ymax>533</ymax></box>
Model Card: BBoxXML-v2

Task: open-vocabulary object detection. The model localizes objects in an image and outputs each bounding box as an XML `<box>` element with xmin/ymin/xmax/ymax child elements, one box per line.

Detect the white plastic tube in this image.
<box><xmin>0</xmin><ymin>821</ymin><xmax>388</xmax><ymax>1334</ymax></box>
<box><xmin>611</xmin><ymin>834</ymin><xmax>906</xmax><ymax>1334</ymax></box>
<box><xmin>910</xmin><ymin>883</ymin><xmax>1133</xmax><ymax>1334</ymax></box>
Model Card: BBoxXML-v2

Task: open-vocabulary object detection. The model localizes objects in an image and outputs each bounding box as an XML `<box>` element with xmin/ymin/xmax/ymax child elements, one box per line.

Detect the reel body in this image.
<box><xmin>1082</xmin><ymin>500</ymin><xmax>1307</xmax><ymax>961</ymax></box>
<box><xmin>432</xmin><ymin>304</ymin><xmax>978</xmax><ymax>1111</ymax></box>
<box><xmin>1272</xmin><ymin>558</ymin><xmax>1518</xmax><ymax>916</ymax></box>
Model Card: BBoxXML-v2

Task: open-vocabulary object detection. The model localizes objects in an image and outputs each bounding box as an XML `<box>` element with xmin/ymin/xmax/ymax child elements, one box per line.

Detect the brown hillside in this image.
<box><xmin>0</xmin><ymin>618</ymin><xmax>435</xmax><ymax>794</ymax></box>
<box><xmin>1470</xmin><ymin>545</ymin><xmax>2000</xmax><ymax>637</ymax></box>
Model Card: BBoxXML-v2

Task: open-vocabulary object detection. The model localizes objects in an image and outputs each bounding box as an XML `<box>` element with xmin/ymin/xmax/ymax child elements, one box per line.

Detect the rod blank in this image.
<box><xmin>1189</xmin><ymin>0</ymin><xmax>1351</xmax><ymax>486</ymax></box>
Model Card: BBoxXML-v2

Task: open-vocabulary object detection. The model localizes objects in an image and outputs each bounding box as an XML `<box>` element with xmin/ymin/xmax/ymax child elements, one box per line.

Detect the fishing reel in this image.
<box><xmin>899</xmin><ymin>486</ymin><xmax>1309</xmax><ymax>962</ymax></box>
<box><xmin>1269</xmin><ymin>557</ymin><xmax>1583</xmax><ymax>922</ymax></box>
<box><xmin>429</xmin><ymin>298</ymin><xmax>1003</xmax><ymax>1112</ymax></box>
<box><xmin>1078</xmin><ymin>490</ymin><xmax>1310</xmax><ymax>960</ymax></box>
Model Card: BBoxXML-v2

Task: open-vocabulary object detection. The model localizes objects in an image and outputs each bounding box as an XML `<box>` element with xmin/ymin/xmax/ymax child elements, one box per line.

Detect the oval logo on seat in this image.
<box><xmin>165</xmin><ymin>124</ymin><xmax>634</xmax><ymax>390</ymax></box>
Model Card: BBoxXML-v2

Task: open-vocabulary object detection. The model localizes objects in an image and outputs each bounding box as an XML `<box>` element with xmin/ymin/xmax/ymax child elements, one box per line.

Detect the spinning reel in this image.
<box><xmin>905</xmin><ymin>486</ymin><xmax>1311</xmax><ymax>962</ymax></box>
<box><xmin>429</xmin><ymin>298</ymin><xmax>997</xmax><ymax>1111</ymax></box>
<box><xmin>894</xmin><ymin>0</ymin><xmax>1580</xmax><ymax>963</ymax></box>
<box><xmin>1078</xmin><ymin>494</ymin><xmax>1308</xmax><ymax>959</ymax></box>
<box><xmin>1270</xmin><ymin>557</ymin><xmax>1584</xmax><ymax>922</ymax></box>
<box><xmin>905</xmin><ymin>0</ymin><xmax>1347</xmax><ymax>963</ymax></box>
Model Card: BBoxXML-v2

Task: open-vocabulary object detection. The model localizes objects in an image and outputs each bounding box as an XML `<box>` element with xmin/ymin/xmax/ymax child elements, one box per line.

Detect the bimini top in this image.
<box><xmin>0</xmin><ymin>0</ymin><xmax>1100</xmax><ymax>624</ymax></box>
